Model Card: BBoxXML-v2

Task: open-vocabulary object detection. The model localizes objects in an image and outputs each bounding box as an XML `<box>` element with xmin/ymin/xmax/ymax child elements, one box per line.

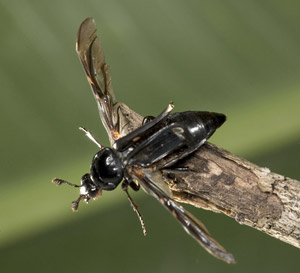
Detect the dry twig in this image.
<box><xmin>117</xmin><ymin>103</ymin><xmax>300</xmax><ymax>249</ymax></box>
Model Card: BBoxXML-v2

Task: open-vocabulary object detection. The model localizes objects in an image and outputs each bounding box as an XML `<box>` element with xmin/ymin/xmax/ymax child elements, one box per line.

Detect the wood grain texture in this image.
<box><xmin>161</xmin><ymin>142</ymin><xmax>300</xmax><ymax>249</ymax></box>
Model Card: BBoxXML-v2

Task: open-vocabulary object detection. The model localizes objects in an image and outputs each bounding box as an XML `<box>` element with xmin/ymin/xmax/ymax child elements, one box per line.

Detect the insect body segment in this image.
<box><xmin>91</xmin><ymin>148</ymin><xmax>124</xmax><ymax>190</ymax></box>
<box><xmin>116</xmin><ymin>111</ymin><xmax>226</xmax><ymax>168</ymax></box>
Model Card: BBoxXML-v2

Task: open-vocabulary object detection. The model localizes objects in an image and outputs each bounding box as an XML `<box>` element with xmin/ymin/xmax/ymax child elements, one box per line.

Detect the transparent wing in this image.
<box><xmin>76</xmin><ymin>17</ymin><xmax>120</xmax><ymax>143</ymax></box>
<box><xmin>132</xmin><ymin>169</ymin><xmax>236</xmax><ymax>264</ymax></box>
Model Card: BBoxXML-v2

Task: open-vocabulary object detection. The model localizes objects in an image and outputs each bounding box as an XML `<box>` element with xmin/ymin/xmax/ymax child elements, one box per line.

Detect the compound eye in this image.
<box><xmin>80</xmin><ymin>174</ymin><xmax>102</xmax><ymax>199</ymax></box>
<box><xmin>90</xmin><ymin>148</ymin><xmax>124</xmax><ymax>191</ymax></box>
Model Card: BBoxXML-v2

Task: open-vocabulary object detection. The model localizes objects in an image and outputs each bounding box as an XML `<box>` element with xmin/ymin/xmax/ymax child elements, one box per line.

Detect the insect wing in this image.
<box><xmin>114</xmin><ymin>104</ymin><xmax>173</xmax><ymax>151</ymax></box>
<box><xmin>76</xmin><ymin>17</ymin><xmax>119</xmax><ymax>142</ymax></box>
<box><xmin>116</xmin><ymin>110</ymin><xmax>225</xmax><ymax>168</ymax></box>
<box><xmin>124</xmin><ymin>122</ymin><xmax>187</xmax><ymax>167</ymax></box>
<box><xmin>132</xmin><ymin>169</ymin><xmax>235</xmax><ymax>264</ymax></box>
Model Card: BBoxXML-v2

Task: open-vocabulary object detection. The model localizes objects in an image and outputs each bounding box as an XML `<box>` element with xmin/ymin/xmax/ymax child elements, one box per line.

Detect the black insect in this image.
<box><xmin>52</xmin><ymin>17</ymin><xmax>235</xmax><ymax>264</ymax></box>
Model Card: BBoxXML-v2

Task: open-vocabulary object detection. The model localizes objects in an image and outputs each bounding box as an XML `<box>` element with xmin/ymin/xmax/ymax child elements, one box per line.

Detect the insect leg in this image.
<box><xmin>122</xmin><ymin>180</ymin><xmax>147</xmax><ymax>236</ymax></box>
<box><xmin>128</xmin><ymin>180</ymin><xmax>140</xmax><ymax>191</ymax></box>
<box><xmin>79</xmin><ymin>126</ymin><xmax>103</xmax><ymax>149</ymax></box>
<box><xmin>142</xmin><ymin>116</ymin><xmax>155</xmax><ymax>125</ymax></box>
<box><xmin>134</xmin><ymin>171</ymin><xmax>235</xmax><ymax>264</ymax></box>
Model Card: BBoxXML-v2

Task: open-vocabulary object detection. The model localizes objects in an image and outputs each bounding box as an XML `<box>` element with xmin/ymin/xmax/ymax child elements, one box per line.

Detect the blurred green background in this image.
<box><xmin>1</xmin><ymin>0</ymin><xmax>300</xmax><ymax>272</ymax></box>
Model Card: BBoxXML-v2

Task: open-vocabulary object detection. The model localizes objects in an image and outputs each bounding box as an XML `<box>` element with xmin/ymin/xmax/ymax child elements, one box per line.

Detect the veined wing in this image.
<box><xmin>76</xmin><ymin>17</ymin><xmax>120</xmax><ymax>143</ymax></box>
<box><xmin>131</xmin><ymin>168</ymin><xmax>236</xmax><ymax>264</ymax></box>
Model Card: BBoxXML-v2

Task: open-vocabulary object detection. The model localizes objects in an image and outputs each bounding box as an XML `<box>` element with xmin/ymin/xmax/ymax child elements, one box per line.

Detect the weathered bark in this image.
<box><xmin>117</xmin><ymin>103</ymin><xmax>300</xmax><ymax>249</ymax></box>
<box><xmin>161</xmin><ymin>142</ymin><xmax>300</xmax><ymax>249</ymax></box>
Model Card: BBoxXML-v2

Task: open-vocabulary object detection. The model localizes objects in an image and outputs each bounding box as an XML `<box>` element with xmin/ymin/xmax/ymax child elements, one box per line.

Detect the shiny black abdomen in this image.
<box><xmin>117</xmin><ymin>111</ymin><xmax>225</xmax><ymax>168</ymax></box>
